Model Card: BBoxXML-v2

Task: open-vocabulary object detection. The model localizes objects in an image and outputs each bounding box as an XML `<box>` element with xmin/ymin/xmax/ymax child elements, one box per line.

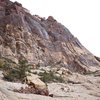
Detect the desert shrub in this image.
<box><xmin>38</xmin><ymin>71</ymin><xmax>64</xmax><ymax>83</ymax></box>
<box><xmin>0</xmin><ymin>57</ymin><xmax>17</xmax><ymax>71</ymax></box>
<box><xmin>17</xmin><ymin>59</ymin><xmax>30</xmax><ymax>79</ymax></box>
<box><xmin>3</xmin><ymin>68</ymin><xmax>20</xmax><ymax>82</ymax></box>
<box><xmin>3</xmin><ymin>59</ymin><xmax>31</xmax><ymax>82</ymax></box>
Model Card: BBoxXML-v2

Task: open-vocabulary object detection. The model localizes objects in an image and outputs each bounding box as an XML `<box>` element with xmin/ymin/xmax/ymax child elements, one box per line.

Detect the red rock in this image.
<box><xmin>0</xmin><ymin>0</ymin><xmax>100</xmax><ymax>74</ymax></box>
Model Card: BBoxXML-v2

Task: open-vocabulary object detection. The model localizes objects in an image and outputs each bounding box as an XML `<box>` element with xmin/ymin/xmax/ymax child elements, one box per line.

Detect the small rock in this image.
<box><xmin>57</xmin><ymin>70</ymin><xmax>63</xmax><ymax>75</ymax></box>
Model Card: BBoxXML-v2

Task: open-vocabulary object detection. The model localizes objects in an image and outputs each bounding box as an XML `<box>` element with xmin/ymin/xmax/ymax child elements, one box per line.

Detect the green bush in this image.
<box><xmin>3</xmin><ymin>68</ymin><xmax>20</xmax><ymax>82</ymax></box>
<box><xmin>38</xmin><ymin>71</ymin><xmax>64</xmax><ymax>83</ymax></box>
<box><xmin>3</xmin><ymin>59</ymin><xmax>31</xmax><ymax>82</ymax></box>
<box><xmin>0</xmin><ymin>57</ymin><xmax>16</xmax><ymax>71</ymax></box>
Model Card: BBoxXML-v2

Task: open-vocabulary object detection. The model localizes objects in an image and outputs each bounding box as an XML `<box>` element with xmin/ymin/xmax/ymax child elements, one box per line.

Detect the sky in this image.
<box><xmin>11</xmin><ymin>0</ymin><xmax>100</xmax><ymax>57</ymax></box>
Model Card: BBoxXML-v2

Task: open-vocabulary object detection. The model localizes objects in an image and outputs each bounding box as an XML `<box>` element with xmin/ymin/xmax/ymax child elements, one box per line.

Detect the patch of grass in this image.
<box><xmin>38</xmin><ymin>71</ymin><xmax>64</xmax><ymax>83</ymax></box>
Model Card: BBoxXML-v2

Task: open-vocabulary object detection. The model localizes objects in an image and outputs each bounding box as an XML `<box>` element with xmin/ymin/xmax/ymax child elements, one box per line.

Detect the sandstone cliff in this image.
<box><xmin>0</xmin><ymin>0</ymin><xmax>100</xmax><ymax>74</ymax></box>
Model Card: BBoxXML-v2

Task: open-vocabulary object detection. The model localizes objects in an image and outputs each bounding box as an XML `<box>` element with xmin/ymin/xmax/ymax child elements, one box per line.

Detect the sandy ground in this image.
<box><xmin>0</xmin><ymin>71</ymin><xmax>100</xmax><ymax>100</ymax></box>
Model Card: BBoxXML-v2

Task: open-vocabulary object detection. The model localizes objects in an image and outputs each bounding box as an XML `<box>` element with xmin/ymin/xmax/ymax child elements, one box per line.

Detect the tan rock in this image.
<box><xmin>57</xmin><ymin>70</ymin><xmax>63</xmax><ymax>75</ymax></box>
<box><xmin>26</xmin><ymin>74</ymin><xmax>46</xmax><ymax>89</ymax></box>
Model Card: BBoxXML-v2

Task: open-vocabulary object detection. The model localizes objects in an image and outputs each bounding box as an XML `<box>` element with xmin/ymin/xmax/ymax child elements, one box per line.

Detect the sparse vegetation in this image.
<box><xmin>0</xmin><ymin>57</ymin><xmax>64</xmax><ymax>83</ymax></box>
<box><xmin>38</xmin><ymin>71</ymin><xmax>64</xmax><ymax>83</ymax></box>
<box><xmin>85</xmin><ymin>70</ymin><xmax>100</xmax><ymax>77</ymax></box>
<box><xmin>2</xmin><ymin>58</ymin><xmax>31</xmax><ymax>82</ymax></box>
<box><xmin>0</xmin><ymin>59</ymin><xmax>5</xmax><ymax>68</ymax></box>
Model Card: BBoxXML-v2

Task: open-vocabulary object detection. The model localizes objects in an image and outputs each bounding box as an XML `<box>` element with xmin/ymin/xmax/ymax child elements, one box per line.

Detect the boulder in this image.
<box><xmin>25</xmin><ymin>74</ymin><xmax>49</xmax><ymax>96</ymax></box>
<box><xmin>26</xmin><ymin>74</ymin><xmax>46</xmax><ymax>90</ymax></box>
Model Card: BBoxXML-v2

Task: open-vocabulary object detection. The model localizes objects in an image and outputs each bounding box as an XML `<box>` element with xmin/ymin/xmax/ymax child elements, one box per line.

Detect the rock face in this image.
<box><xmin>0</xmin><ymin>0</ymin><xmax>100</xmax><ymax>73</ymax></box>
<box><xmin>0</xmin><ymin>1</ymin><xmax>100</xmax><ymax>100</ymax></box>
